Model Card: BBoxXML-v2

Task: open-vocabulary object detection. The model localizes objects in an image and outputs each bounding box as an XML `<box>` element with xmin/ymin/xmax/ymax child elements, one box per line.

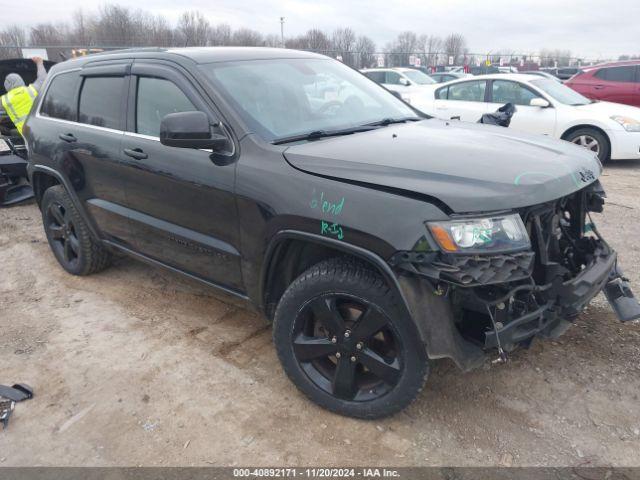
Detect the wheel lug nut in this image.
<box><xmin>335</xmin><ymin>352</ymin><xmax>342</xmax><ymax>359</ymax></box>
<box><xmin>344</xmin><ymin>330</ymin><xmax>351</xmax><ymax>338</ymax></box>
<box><xmin>331</xmin><ymin>336</ymin><xmax>337</xmax><ymax>344</ymax></box>
<box><xmin>350</xmin><ymin>356</ymin><xmax>357</xmax><ymax>362</ymax></box>
<box><xmin>356</xmin><ymin>342</ymin><xmax>363</xmax><ymax>350</ymax></box>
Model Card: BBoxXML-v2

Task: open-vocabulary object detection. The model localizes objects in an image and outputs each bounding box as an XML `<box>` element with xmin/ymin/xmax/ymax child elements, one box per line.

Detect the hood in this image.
<box><xmin>283</xmin><ymin>119</ymin><xmax>602</xmax><ymax>214</ymax></box>
<box><xmin>572</xmin><ymin>100</ymin><xmax>640</xmax><ymax>119</ymax></box>
<box><xmin>0</xmin><ymin>58</ymin><xmax>55</xmax><ymax>96</ymax></box>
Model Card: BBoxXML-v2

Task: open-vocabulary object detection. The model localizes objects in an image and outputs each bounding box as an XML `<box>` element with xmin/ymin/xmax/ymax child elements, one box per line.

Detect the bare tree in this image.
<box><xmin>331</xmin><ymin>27</ymin><xmax>356</xmax><ymax>65</ymax></box>
<box><xmin>178</xmin><ymin>11</ymin><xmax>210</xmax><ymax>46</ymax></box>
<box><xmin>231</xmin><ymin>28</ymin><xmax>263</xmax><ymax>46</ymax></box>
<box><xmin>354</xmin><ymin>35</ymin><xmax>376</xmax><ymax>69</ymax></box>
<box><xmin>443</xmin><ymin>33</ymin><xmax>466</xmax><ymax>65</ymax></box>
<box><xmin>0</xmin><ymin>25</ymin><xmax>26</xmax><ymax>59</ymax></box>
<box><xmin>211</xmin><ymin>23</ymin><xmax>232</xmax><ymax>46</ymax></box>
<box><xmin>419</xmin><ymin>34</ymin><xmax>442</xmax><ymax>67</ymax></box>
<box><xmin>385</xmin><ymin>31</ymin><xmax>420</xmax><ymax>66</ymax></box>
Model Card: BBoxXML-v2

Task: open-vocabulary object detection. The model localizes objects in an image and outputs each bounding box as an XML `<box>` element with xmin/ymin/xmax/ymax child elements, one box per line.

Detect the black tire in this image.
<box><xmin>564</xmin><ymin>127</ymin><xmax>610</xmax><ymax>163</ymax></box>
<box><xmin>273</xmin><ymin>258</ymin><xmax>428</xmax><ymax>419</ymax></box>
<box><xmin>41</xmin><ymin>185</ymin><xmax>112</xmax><ymax>275</ymax></box>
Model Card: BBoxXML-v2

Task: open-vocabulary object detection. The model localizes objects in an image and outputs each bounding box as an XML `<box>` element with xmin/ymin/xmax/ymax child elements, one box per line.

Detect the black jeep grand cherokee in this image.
<box><xmin>24</xmin><ymin>47</ymin><xmax>639</xmax><ymax>418</ymax></box>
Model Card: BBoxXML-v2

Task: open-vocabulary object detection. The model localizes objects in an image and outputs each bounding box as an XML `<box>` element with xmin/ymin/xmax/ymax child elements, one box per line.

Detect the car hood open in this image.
<box><xmin>283</xmin><ymin>119</ymin><xmax>602</xmax><ymax>214</ymax></box>
<box><xmin>0</xmin><ymin>58</ymin><xmax>55</xmax><ymax>96</ymax></box>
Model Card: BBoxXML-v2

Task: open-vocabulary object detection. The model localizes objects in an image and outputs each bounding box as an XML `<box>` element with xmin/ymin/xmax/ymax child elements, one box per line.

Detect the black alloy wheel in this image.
<box><xmin>45</xmin><ymin>200</ymin><xmax>81</xmax><ymax>269</ymax></box>
<box><xmin>40</xmin><ymin>185</ymin><xmax>112</xmax><ymax>275</ymax></box>
<box><xmin>293</xmin><ymin>294</ymin><xmax>403</xmax><ymax>402</ymax></box>
<box><xmin>273</xmin><ymin>259</ymin><xmax>428</xmax><ymax>419</ymax></box>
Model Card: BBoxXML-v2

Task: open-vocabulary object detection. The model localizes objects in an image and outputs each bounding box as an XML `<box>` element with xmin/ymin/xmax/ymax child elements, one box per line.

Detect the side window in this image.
<box><xmin>491</xmin><ymin>80</ymin><xmax>539</xmax><ymax>105</ymax></box>
<box><xmin>136</xmin><ymin>77</ymin><xmax>197</xmax><ymax>137</ymax></box>
<box><xmin>78</xmin><ymin>76</ymin><xmax>125</xmax><ymax>129</ymax></box>
<box><xmin>447</xmin><ymin>81</ymin><xmax>486</xmax><ymax>102</ymax></box>
<box><xmin>385</xmin><ymin>72</ymin><xmax>402</xmax><ymax>85</ymax></box>
<box><xmin>40</xmin><ymin>71</ymin><xmax>81</xmax><ymax>121</ymax></box>
<box><xmin>595</xmin><ymin>66</ymin><xmax>635</xmax><ymax>82</ymax></box>
<box><xmin>435</xmin><ymin>86</ymin><xmax>448</xmax><ymax>99</ymax></box>
<box><xmin>364</xmin><ymin>71</ymin><xmax>385</xmax><ymax>84</ymax></box>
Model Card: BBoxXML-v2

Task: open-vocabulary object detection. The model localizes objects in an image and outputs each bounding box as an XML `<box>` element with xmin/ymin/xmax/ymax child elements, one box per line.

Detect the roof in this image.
<box><xmin>50</xmin><ymin>47</ymin><xmax>328</xmax><ymax>72</ymax></box>
<box><xmin>440</xmin><ymin>73</ymin><xmax>543</xmax><ymax>84</ymax></box>
<box><xmin>581</xmin><ymin>59</ymin><xmax>640</xmax><ymax>72</ymax></box>
<box><xmin>361</xmin><ymin>67</ymin><xmax>417</xmax><ymax>73</ymax></box>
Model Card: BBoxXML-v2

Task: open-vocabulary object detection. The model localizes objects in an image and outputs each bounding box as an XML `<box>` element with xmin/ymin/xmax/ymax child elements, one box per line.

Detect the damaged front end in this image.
<box><xmin>391</xmin><ymin>181</ymin><xmax>640</xmax><ymax>370</ymax></box>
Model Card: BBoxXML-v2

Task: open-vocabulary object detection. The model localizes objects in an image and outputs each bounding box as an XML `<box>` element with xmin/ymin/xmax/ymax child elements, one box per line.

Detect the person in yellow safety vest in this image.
<box><xmin>0</xmin><ymin>57</ymin><xmax>48</xmax><ymax>136</ymax></box>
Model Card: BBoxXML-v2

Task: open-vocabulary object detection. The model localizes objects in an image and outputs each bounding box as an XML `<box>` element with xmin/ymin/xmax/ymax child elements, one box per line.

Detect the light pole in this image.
<box><xmin>280</xmin><ymin>17</ymin><xmax>285</xmax><ymax>48</ymax></box>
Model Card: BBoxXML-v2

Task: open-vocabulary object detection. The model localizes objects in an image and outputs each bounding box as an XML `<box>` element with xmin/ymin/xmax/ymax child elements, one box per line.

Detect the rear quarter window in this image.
<box><xmin>594</xmin><ymin>66</ymin><xmax>635</xmax><ymax>82</ymax></box>
<box><xmin>40</xmin><ymin>71</ymin><xmax>81</xmax><ymax>121</ymax></box>
<box><xmin>78</xmin><ymin>76</ymin><xmax>126</xmax><ymax>129</ymax></box>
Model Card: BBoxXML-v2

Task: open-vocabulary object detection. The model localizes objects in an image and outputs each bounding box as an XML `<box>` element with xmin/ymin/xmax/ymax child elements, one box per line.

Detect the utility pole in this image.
<box><xmin>280</xmin><ymin>17</ymin><xmax>285</xmax><ymax>48</ymax></box>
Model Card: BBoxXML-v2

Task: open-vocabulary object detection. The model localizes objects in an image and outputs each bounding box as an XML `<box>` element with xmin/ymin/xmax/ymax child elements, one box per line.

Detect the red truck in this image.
<box><xmin>565</xmin><ymin>60</ymin><xmax>640</xmax><ymax>107</ymax></box>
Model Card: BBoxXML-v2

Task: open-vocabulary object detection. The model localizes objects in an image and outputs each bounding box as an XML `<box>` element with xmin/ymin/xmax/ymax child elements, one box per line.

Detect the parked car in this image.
<box><xmin>428</xmin><ymin>71</ymin><xmax>471</xmax><ymax>83</ymax></box>
<box><xmin>412</xmin><ymin>73</ymin><xmax>640</xmax><ymax>162</ymax></box>
<box><xmin>469</xmin><ymin>65</ymin><xmax>500</xmax><ymax>76</ymax></box>
<box><xmin>25</xmin><ymin>48</ymin><xmax>639</xmax><ymax>419</ymax></box>
<box><xmin>361</xmin><ymin>67</ymin><xmax>435</xmax><ymax>103</ymax></box>
<box><xmin>565</xmin><ymin>61</ymin><xmax>640</xmax><ymax>107</ymax></box>
<box><xmin>556</xmin><ymin>67</ymin><xmax>582</xmax><ymax>80</ymax></box>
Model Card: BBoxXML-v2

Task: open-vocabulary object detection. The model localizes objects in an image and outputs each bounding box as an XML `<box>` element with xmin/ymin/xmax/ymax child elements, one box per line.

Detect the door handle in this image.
<box><xmin>124</xmin><ymin>148</ymin><xmax>148</xmax><ymax>160</ymax></box>
<box><xmin>59</xmin><ymin>133</ymin><xmax>77</xmax><ymax>143</ymax></box>
<box><xmin>594</xmin><ymin>85</ymin><xmax>605</xmax><ymax>90</ymax></box>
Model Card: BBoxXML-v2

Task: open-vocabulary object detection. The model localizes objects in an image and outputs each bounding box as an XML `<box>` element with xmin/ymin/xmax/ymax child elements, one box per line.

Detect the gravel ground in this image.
<box><xmin>1</xmin><ymin>161</ymin><xmax>640</xmax><ymax>467</ymax></box>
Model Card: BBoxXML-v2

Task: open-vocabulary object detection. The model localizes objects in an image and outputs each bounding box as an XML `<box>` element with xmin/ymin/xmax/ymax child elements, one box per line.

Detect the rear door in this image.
<box><xmin>592</xmin><ymin>66</ymin><xmax>637</xmax><ymax>105</ymax></box>
<box><xmin>432</xmin><ymin>79</ymin><xmax>490</xmax><ymax>122</ymax></box>
<box><xmin>487</xmin><ymin>79</ymin><xmax>556</xmax><ymax>136</ymax></box>
<box><xmin>34</xmin><ymin>63</ymin><xmax>135</xmax><ymax>246</ymax></box>
<box><xmin>120</xmin><ymin>61</ymin><xmax>243</xmax><ymax>291</ymax></box>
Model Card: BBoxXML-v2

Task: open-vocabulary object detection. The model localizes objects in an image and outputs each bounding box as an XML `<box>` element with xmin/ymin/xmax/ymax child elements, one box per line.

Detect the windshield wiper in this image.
<box><xmin>271</xmin><ymin>125</ymin><xmax>378</xmax><ymax>145</ymax></box>
<box><xmin>364</xmin><ymin>116</ymin><xmax>422</xmax><ymax>127</ymax></box>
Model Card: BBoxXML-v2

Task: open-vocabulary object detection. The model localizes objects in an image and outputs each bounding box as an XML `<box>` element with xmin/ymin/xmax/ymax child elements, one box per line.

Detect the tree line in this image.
<box><xmin>0</xmin><ymin>3</ymin><xmax>628</xmax><ymax>67</ymax></box>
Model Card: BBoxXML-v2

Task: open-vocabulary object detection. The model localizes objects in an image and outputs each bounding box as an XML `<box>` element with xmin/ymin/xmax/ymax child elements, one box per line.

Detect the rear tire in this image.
<box><xmin>273</xmin><ymin>258</ymin><xmax>428</xmax><ymax>419</ymax></box>
<box><xmin>564</xmin><ymin>127</ymin><xmax>610</xmax><ymax>163</ymax></box>
<box><xmin>41</xmin><ymin>185</ymin><xmax>112</xmax><ymax>275</ymax></box>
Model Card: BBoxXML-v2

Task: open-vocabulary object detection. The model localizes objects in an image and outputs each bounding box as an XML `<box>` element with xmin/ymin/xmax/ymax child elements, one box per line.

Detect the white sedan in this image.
<box><xmin>411</xmin><ymin>73</ymin><xmax>640</xmax><ymax>162</ymax></box>
<box><xmin>361</xmin><ymin>68</ymin><xmax>436</xmax><ymax>104</ymax></box>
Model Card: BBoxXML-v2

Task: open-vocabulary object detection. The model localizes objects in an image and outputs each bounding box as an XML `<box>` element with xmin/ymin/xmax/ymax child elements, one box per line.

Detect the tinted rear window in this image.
<box><xmin>594</xmin><ymin>66</ymin><xmax>636</xmax><ymax>82</ymax></box>
<box><xmin>78</xmin><ymin>77</ymin><xmax>125</xmax><ymax>129</ymax></box>
<box><xmin>364</xmin><ymin>71</ymin><xmax>385</xmax><ymax>84</ymax></box>
<box><xmin>40</xmin><ymin>71</ymin><xmax>80</xmax><ymax>121</ymax></box>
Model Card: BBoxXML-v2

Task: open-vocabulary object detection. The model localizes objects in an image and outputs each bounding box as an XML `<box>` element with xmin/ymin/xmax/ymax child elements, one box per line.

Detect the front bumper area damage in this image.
<box><xmin>392</xmin><ymin>181</ymin><xmax>640</xmax><ymax>371</ymax></box>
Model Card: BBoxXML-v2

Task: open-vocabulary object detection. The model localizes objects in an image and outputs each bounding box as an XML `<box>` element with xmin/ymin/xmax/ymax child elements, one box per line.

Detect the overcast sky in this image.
<box><xmin>5</xmin><ymin>0</ymin><xmax>639</xmax><ymax>59</ymax></box>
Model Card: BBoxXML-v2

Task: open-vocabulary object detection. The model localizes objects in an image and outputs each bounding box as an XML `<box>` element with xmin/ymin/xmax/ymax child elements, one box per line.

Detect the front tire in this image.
<box><xmin>41</xmin><ymin>185</ymin><xmax>112</xmax><ymax>275</ymax></box>
<box><xmin>273</xmin><ymin>258</ymin><xmax>428</xmax><ymax>419</ymax></box>
<box><xmin>565</xmin><ymin>127</ymin><xmax>610</xmax><ymax>163</ymax></box>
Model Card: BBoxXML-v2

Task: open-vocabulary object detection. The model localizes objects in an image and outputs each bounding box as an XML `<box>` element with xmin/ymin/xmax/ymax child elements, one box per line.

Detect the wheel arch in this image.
<box><xmin>29</xmin><ymin>164</ymin><xmax>101</xmax><ymax>240</ymax></box>
<box><xmin>260</xmin><ymin>230</ymin><xmax>410</xmax><ymax>321</ymax></box>
<box><xmin>560</xmin><ymin>123</ymin><xmax>611</xmax><ymax>152</ymax></box>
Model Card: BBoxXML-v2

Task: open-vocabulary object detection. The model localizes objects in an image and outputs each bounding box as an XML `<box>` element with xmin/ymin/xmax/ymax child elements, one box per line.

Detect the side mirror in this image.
<box><xmin>160</xmin><ymin>111</ymin><xmax>229</xmax><ymax>150</ymax></box>
<box><xmin>530</xmin><ymin>97</ymin><xmax>550</xmax><ymax>108</ymax></box>
<box><xmin>399</xmin><ymin>77</ymin><xmax>410</xmax><ymax>86</ymax></box>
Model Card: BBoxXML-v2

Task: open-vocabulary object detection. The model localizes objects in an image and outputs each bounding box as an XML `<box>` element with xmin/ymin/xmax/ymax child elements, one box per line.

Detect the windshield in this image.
<box><xmin>402</xmin><ymin>69</ymin><xmax>435</xmax><ymax>85</ymax></box>
<box><xmin>199</xmin><ymin>58</ymin><xmax>419</xmax><ymax>142</ymax></box>
<box><xmin>531</xmin><ymin>78</ymin><xmax>591</xmax><ymax>105</ymax></box>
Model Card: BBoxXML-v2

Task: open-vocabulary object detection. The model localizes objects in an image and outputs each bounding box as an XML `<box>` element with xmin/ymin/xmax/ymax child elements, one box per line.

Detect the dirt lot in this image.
<box><xmin>1</xmin><ymin>161</ymin><xmax>640</xmax><ymax>467</ymax></box>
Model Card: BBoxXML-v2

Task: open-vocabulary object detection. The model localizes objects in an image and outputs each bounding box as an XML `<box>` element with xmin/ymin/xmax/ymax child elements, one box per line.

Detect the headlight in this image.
<box><xmin>427</xmin><ymin>213</ymin><xmax>530</xmax><ymax>253</ymax></box>
<box><xmin>611</xmin><ymin>115</ymin><xmax>640</xmax><ymax>132</ymax></box>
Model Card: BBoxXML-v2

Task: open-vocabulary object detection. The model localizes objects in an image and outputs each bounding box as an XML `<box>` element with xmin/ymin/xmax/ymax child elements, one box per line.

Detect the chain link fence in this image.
<box><xmin>0</xmin><ymin>45</ymin><xmax>615</xmax><ymax>71</ymax></box>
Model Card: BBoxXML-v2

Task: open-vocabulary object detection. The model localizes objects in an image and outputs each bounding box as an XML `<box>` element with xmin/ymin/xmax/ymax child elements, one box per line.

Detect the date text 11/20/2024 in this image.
<box><xmin>233</xmin><ymin>467</ymin><xmax>400</xmax><ymax>477</ymax></box>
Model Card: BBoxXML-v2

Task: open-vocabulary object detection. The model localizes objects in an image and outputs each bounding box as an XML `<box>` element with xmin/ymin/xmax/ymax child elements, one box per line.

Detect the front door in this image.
<box><xmin>433</xmin><ymin>79</ymin><xmax>490</xmax><ymax>122</ymax></box>
<box><xmin>487</xmin><ymin>80</ymin><xmax>556</xmax><ymax>136</ymax></box>
<box><xmin>120</xmin><ymin>62</ymin><xmax>243</xmax><ymax>292</ymax></box>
